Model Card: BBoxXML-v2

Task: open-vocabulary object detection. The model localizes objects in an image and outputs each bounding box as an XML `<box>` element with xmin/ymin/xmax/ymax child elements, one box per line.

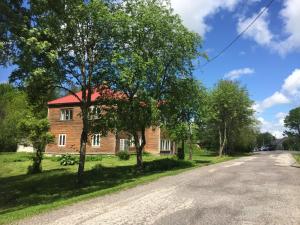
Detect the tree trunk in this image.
<box><xmin>136</xmin><ymin>147</ymin><xmax>143</xmax><ymax>169</ymax></box>
<box><xmin>77</xmin><ymin>114</ymin><xmax>88</xmax><ymax>184</ymax></box>
<box><xmin>134</xmin><ymin>128</ymin><xmax>146</xmax><ymax>170</ymax></box>
<box><xmin>219</xmin><ymin>123</ymin><xmax>227</xmax><ymax>157</ymax></box>
<box><xmin>188</xmin><ymin>123</ymin><xmax>193</xmax><ymax>160</ymax></box>
<box><xmin>31</xmin><ymin>143</ymin><xmax>44</xmax><ymax>173</ymax></box>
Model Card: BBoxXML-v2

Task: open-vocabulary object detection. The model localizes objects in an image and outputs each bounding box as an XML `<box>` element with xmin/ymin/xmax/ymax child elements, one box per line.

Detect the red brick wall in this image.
<box><xmin>145</xmin><ymin>127</ymin><xmax>161</xmax><ymax>154</ymax></box>
<box><xmin>46</xmin><ymin>105</ymin><xmax>163</xmax><ymax>155</ymax></box>
<box><xmin>46</xmin><ymin>105</ymin><xmax>116</xmax><ymax>154</ymax></box>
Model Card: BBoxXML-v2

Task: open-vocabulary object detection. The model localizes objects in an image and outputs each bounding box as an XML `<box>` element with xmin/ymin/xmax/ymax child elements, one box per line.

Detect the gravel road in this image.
<box><xmin>18</xmin><ymin>151</ymin><xmax>300</xmax><ymax>225</ymax></box>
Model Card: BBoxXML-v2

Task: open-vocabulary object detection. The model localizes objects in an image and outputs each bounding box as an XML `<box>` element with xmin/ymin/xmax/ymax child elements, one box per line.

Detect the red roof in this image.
<box><xmin>48</xmin><ymin>87</ymin><xmax>126</xmax><ymax>105</ymax></box>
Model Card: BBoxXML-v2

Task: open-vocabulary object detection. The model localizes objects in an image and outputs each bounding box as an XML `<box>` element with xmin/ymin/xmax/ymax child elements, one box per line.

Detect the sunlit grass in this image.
<box><xmin>0</xmin><ymin>149</ymin><xmax>238</xmax><ymax>224</ymax></box>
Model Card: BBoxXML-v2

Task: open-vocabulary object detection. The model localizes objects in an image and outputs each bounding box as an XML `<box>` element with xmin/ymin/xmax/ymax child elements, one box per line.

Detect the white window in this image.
<box><xmin>58</xmin><ymin>134</ymin><xmax>66</xmax><ymax>146</ymax></box>
<box><xmin>92</xmin><ymin>134</ymin><xmax>101</xmax><ymax>147</ymax></box>
<box><xmin>60</xmin><ymin>109</ymin><xmax>73</xmax><ymax>121</ymax></box>
<box><xmin>160</xmin><ymin>139</ymin><xmax>171</xmax><ymax>151</ymax></box>
<box><xmin>90</xmin><ymin>106</ymin><xmax>101</xmax><ymax>119</ymax></box>
<box><xmin>120</xmin><ymin>139</ymin><xmax>130</xmax><ymax>151</ymax></box>
<box><xmin>130</xmin><ymin>136</ymin><xmax>142</xmax><ymax>147</ymax></box>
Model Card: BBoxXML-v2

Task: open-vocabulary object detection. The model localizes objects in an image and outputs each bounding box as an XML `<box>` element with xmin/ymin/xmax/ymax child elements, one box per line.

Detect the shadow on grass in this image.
<box><xmin>0</xmin><ymin>158</ymin><xmax>193</xmax><ymax>216</ymax></box>
<box><xmin>193</xmin><ymin>160</ymin><xmax>211</xmax><ymax>164</ymax></box>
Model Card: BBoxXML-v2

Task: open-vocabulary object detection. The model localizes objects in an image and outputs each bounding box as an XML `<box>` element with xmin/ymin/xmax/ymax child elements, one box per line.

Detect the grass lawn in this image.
<box><xmin>0</xmin><ymin>150</ymin><xmax>238</xmax><ymax>224</ymax></box>
<box><xmin>293</xmin><ymin>153</ymin><xmax>300</xmax><ymax>164</ymax></box>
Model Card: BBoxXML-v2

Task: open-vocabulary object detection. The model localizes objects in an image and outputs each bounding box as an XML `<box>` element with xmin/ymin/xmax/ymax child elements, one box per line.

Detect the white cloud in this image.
<box><xmin>237</xmin><ymin>0</ymin><xmax>300</xmax><ymax>55</ymax></box>
<box><xmin>258</xmin><ymin>116</ymin><xmax>285</xmax><ymax>138</ymax></box>
<box><xmin>224</xmin><ymin>67</ymin><xmax>254</xmax><ymax>80</ymax></box>
<box><xmin>255</xmin><ymin>69</ymin><xmax>300</xmax><ymax>113</ymax></box>
<box><xmin>282</xmin><ymin>69</ymin><xmax>300</xmax><ymax>96</ymax></box>
<box><xmin>170</xmin><ymin>0</ymin><xmax>241</xmax><ymax>36</ymax></box>
<box><xmin>237</xmin><ymin>8</ymin><xmax>273</xmax><ymax>46</ymax></box>
<box><xmin>274</xmin><ymin>0</ymin><xmax>300</xmax><ymax>55</ymax></box>
<box><xmin>255</xmin><ymin>92</ymin><xmax>290</xmax><ymax>113</ymax></box>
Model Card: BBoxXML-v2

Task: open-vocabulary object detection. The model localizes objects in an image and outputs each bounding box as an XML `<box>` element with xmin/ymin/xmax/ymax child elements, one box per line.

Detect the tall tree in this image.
<box><xmin>0</xmin><ymin>83</ymin><xmax>30</xmax><ymax>151</ymax></box>
<box><xmin>0</xmin><ymin>0</ymin><xmax>26</xmax><ymax>66</ymax></box>
<box><xmin>284</xmin><ymin>107</ymin><xmax>300</xmax><ymax>138</ymax></box>
<box><xmin>103</xmin><ymin>0</ymin><xmax>204</xmax><ymax>168</ymax></box>
<box><xmin>161</xmin><ymin>78</ymin><xmax>207</xmax><ymax>160</ymax></box>
<box><xmin>6</xmin><ymin>0</ymin><xmax>118</xmax><ymax>183</ymax></box>
<box><xmin>256</xmin><ymin>132</ymin><xmax>275</xmax><ymax>148</ymax></box>
<box><xmin>209</xmin><ymin>80</ymin><xmax>255</xmax><ymax>156</ymax></box>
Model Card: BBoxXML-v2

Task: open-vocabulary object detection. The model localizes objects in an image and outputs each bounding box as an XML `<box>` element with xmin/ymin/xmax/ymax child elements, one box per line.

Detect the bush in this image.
<box><xmin>144</xmin><ymin>158</ymin><xmax>192</xmax><ymax>172</ymax></box>
<box><xmin>116</xmin><ymin>151</ymin><xmax>130</xmax><ymax>160</ymax></box>
<box><xmin>59</xmin><ymin>154</ymin><xmax>78</xmax><ymax>166</ymax></box>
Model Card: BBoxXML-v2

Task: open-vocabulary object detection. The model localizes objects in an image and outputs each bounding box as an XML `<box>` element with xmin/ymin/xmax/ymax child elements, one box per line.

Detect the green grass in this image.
<box><xmin>0</xmin><ymin>150</ymin><xmax>238</xmax><ymax>224</ymax></box>
<box><xmin>293</xmin><ymin>153</ymin><xmax>300</xmax><ymax>164</ymax></box>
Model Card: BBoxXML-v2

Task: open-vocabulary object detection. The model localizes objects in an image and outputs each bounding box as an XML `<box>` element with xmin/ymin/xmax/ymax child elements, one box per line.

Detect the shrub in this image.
<box><xmin>59</xmin><ymin>154</ymin><xmax>78</xmax><ymax>166</ymax></box>
<box><xmin>144</xmin><ymin>158</ymin><xmax>192</xmax><ymax>172</ymax></box>
<box><xmin>116</xmin><ymin>151</ymin><xmax>130</xmax><ymax>160</ymax></box>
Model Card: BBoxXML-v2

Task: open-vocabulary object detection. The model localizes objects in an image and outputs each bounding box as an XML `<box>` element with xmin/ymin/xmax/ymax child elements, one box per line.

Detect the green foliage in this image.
<box><xmin>0</xmin><ymin>84</ymin><xmax>31</xmax><ymax>152</ymax></box>
<box><xmin>256</xmin><ymin>132</ymin><xmax>276</xmax><ymax>148</ymax></box>
<box><xmin>284</xmin><ymin>107</ymin><xmax>300</xmax><ymax>138</ymax></box>
<box><xmin>283</xmin><ymin>137</ymin><xmax>300</xmax><ymax>151</ymax></box>
<box><xmin>144</xmin><ymin>158</ymin><xmax>193</xmax><ymax>171</ymax></box>
<box><xmin>99</xmin><ymin>0</ymin><xmax>204</xmax><ymax>168</ymax></box>
<box><xmin>59</xmin><ymin>154</ymin><xmax>78</xmax><ymax>166</ymax></box>
<box><xmin>18</xmin><ymin>116</ymin><xmax>53</xmax><ymax>173</ymax></box>
<box><xmin>203</xmin><ymin>80</ymin><xmax>256</xmax><ymax>155</ymax></box>
<box><xmin>116</xmin><ymin>151</ymin><xmax>131</xmax><ymax>160</ymax></box>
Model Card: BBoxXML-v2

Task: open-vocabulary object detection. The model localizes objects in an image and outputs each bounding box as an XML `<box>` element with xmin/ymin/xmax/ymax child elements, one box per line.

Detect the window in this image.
<box><xmin>60</xmin><ymin>109</ymin><xmax>73</xmax><ymax>121</ymax></box>
<box><xmin>89</xmin><ymin>106</ymin><xmax>101</xmax><ymax>119</ymax></box>
<box><xmin>130</xmin><ymin>136</ymin><xmax>142</xmax><ymax>147</ymax></box>
<box><xmin>92</xmin><ymin>134</ymin><xmax>101</xmax><ymax>147</ymax></box>
<box><xmin>58</xmin><ymin>134</ymin><xmax>66</xmax><ymax>146</ymax></box>
<box><xmin>120</xmin><ymin>139</ymin><xmax>130</xmax><ymax>151</ymax></box>
<box><xmin>160</xmin><ymin>139</ymin><xmax>171</xmax><ymax>151</ymax></box>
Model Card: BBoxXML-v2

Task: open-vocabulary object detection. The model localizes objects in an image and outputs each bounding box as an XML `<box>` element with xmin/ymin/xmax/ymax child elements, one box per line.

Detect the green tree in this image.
<box><xmin>284</xmin><ymin>107</ymin><xmax>300</xmax><ymax>138</ymax></box>
<box><xmin>0</xmin><ymin>83</ymin><xmax>30</xmax><ymax>151</ymax></box>
<box><xmin>256</xmin><ymin>132</ymin><xmax>275</xmax><ymax>148</ymax></box>
<box><xmin>103</xmin><ymin>0</ymin><xmax>204</xmax><ymax>168</ymax></box>
<box><xmin>18</xmin><ymin>116</ymin><xmax>53</xmax><ymax>173</ymax></box>
<box><xmin>0</xmin><ymin>0</ymin><xmax>26</xmax><ymax>66</ymax></box>
<box><xmin>161</xmin><ymin>78</ymin><xmax>207</xmax><ymax>160</ymax></box>
<box><xmin>209</xmin><ymin>80</ymin><xmax>255</xmax><ymax>156</ymax></box>
<box><xmin>6</xmin><ymin>0</ymin><xmax>118</xmax><ymax>183</ymax></box>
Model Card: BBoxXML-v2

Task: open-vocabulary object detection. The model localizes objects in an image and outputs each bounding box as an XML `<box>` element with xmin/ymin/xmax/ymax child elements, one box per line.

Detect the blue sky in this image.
<box><xmin>1</xmin><ymin>0</ymin><xmax>300</xmax><ymax>138</ymax></box>
<box><xmin>171</xmin><ymin>0</ymin><xmax>300</xmax><ymax>138</ymax></box>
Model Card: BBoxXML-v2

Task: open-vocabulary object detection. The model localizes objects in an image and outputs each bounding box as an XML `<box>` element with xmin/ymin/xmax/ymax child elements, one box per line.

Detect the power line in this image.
<box><xmin>201</xmin><ymin>0</ymin><xmax>275</xmax><ymax>68</ymax></box>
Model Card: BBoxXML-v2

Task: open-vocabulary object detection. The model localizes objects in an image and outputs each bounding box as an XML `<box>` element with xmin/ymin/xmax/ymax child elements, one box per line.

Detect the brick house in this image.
<box><xmin>46</xmin><ymin>91</ymin><xmax>175</xmax><ymax>155</ymax></box>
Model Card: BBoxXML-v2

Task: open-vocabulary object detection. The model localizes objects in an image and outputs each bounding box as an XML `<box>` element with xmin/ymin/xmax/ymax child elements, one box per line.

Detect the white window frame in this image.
<box><xmin>160</xmin><ymin>139</ymin><xmax>171</xmax><ymax>151</ymax></box>
<box><xmin>60</xmin><ymin>109</ymin><xmax>73</xmax><ymax>121</ymax></box>
<box><xmin>120</xmin><ymin>139</ymin><xmax>129</xmax><ymax>151</ymax></box>
<box><xmin>92</xmin><ymin>134</ymin><xmax>101</xmax><ymax>147</ymax></box>
<box><xmin>58</xmin><ymin>134</ymin><xmax>66</xmax><ymax>147</ymax></box>
<box><xmin>130</xmin><ymin>136</ymin><xmax>143</xmax><ymax>148</ymax></box>
<box><xmin>90</xmin><ymin>106</ymin><xmax>101</xmax><ymax>119</ymax></box>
